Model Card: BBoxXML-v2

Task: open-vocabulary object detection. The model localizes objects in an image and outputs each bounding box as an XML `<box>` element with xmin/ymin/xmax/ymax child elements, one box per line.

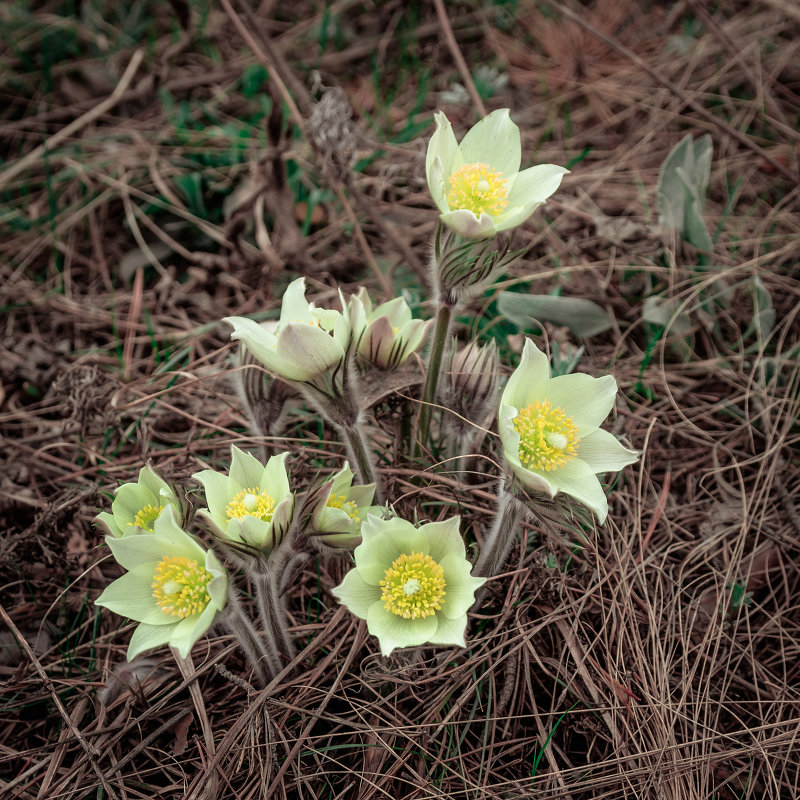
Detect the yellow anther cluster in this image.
<box><xmin>446</xmin><ymin>162</ymin><xmax>509</xmax><ymax>217</ymax></box>
<box><xmin>513</xmin><ymin>400</ymin><xmax>578</xmax><ymax>471</ymax></box>
<box><xmin>327</xmin><ymin>493</ymin><xmax>360</xmax><ymax>522</ymax></box>
<box><xmin>225</xmin><ymin>488</ymin><xmax>276</xmax><ymax>522</ymax></box>
<box><xmin>152</xmin><ymin>556</ymin><xmax>212</xmax><ymax>618</ymax></box>
<box><xmin>380</xmin><ymin>551</ymin><xmax>446</xmax><ymax>619</ymax></box>
<box><xmin>130</xmin><ymin>504</ymin><xmax>164</xmax><ymax>532</ymax></box>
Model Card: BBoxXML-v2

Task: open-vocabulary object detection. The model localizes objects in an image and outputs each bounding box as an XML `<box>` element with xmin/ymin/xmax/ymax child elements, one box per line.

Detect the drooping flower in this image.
<box><xmin>225</xmin><ymin>277</ymin><xmax>350</xmax><ymax>383</ymax></box>
<box><xmin>332</xmin><ymin>515</ymin><xmax>485</xmax><ymax>656</ymax></box>
<box><xmin>348</xmin><ymin>288</ymin><xmax>431</xmax><ymax>370</ymax></box>
<box><xmin>426</xmin><ymin>109</ymin><xmax>568</xmax><ymax>239</ymax></box>
<box><xmin>193</xmin><ymin>446</ymin><xmax>294</xmax><ymax>553</ymax></box>
<box><xmin>498</xmin><ymin>339</ymin><xmax>639</xmax><ymax>523</ymax></box>
<box><xmin>310</xmin><ymin>463</ymin><xmax>382</xmax><ymax>548</ymax></box>
<box><xmin>95</xmin><ymin>464</ymin><xmax>182</xmax><ymax>538</ymax></box>
<box><xmin>95</xmin><ymin>506</ymin><xmax>228</xmax><ymax>659</ymax></box>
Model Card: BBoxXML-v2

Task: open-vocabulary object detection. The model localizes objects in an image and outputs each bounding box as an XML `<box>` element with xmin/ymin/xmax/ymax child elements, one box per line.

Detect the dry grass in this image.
<box><xmin>1</xmin><ymin>0</ymin><xmax>799</xmax><ymax>798</ymax></box>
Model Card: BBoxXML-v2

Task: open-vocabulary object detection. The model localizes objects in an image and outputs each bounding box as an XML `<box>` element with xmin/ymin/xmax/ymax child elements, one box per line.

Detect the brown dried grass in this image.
<box><xmin>1</xmin><ymin>1</ymin><xmax>799</xmax><ymax>798</ymax></box>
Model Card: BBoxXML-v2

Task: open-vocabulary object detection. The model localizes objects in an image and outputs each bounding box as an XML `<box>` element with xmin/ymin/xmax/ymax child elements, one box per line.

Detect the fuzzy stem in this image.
<box><xmin>416</xmin><ymin>300</ymin><xmax>454</xmax><ymax>455</ymax></box>
<box><xmin>473</xmin><ymin>485</ymin><xmax>525</xmax><ymax>579</ymax></box>
<box><xmin>335</xmin><ymin>419</ymin><xmax>378</xmax><ymax>492</ymax></box>
<box><xmin>217</xmin><ymin>591</ymin><xmax>277</xmax><ymax>684</ymax></box>
<box><xmin>253</xmin><ymin>569</ymin><xmax>296</xmax><ymax>666</ymax></box>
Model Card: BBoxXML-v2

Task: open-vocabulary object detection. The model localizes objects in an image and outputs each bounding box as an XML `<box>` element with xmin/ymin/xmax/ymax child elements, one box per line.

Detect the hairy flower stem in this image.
<box><xmin>254</xmin><ymin>569</ymin><xmax>296</xmax><ymax>667</ymax></box>
<box><xmin>300</xmin><ymin>374</ymin><xmax>383</xmax><ymax>504</ymax></box>
<box><xmin>474</xmin><ymin>484</ymin><xmax>525</xmax><ymax>579</ymax></box>
<box><xmin>416</xmin><ymin>300</ymin><xmax>454</xmax><ymax>456</ymax></box>
<box><xmin>217</xmin><ymin>590</ymin><xmax>276</xmax><ymax>684</ymax></box>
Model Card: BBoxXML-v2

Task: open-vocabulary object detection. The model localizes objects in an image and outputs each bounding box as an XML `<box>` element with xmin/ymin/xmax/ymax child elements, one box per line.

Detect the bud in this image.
<box><xmin>444</xmin><ymin>338</ymin><xmax>499</xmax><ymax>424</ymax></box>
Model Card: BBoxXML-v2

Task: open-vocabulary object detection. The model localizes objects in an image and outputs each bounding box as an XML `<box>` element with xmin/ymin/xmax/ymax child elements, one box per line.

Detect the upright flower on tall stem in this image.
<box><xmin>426</xmin><ymin>109</ymin><xmax>567</xmax><ymax>240</ymax></box>
<box><xmin>417</xmin><ymin>109</ymin><xmax>567</xmax><ymax>453</ymax></box>
<box><xmin>475</xmin><ymin>339</ymin><xmax>638</xmax><ymax>578</ymax></box>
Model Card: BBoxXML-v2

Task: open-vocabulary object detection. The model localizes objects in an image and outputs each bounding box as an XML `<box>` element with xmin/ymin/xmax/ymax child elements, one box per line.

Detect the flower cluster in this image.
<box><xmin>93</xmin><ymin>107</ymin><xmax>638</xmax><ymax>674</ymax></box>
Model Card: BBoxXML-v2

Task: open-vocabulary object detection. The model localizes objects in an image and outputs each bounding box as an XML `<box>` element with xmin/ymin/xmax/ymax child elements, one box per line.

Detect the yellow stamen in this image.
<box><xmin>513</xmin><ymin>400</ymin><xmax>578</xmax><ymax>472</ymax></box>
<box><xmin>152</xmin><ymin>556</ymin><xmax>211</xmax><ymax>618</ymax></box>
<box><xmin>327</xmin><ymin>493</ymin><xmax>360</xmax><ymax>523</ymax></box>
<box><xmin>129</xmin><ymin>504</ymin><xmax>164</xmax><ymax>532</ymax></box>
<box><xmin>380</xmin><ymin>551</ymin><xmax>446</xmax><ymax>619</ymax></box>
<box><xmin>447</xmin><ymin>162</ymin><xmax>508</xmax><ymax>217</ymax></box>
<box><xmin>226</xmin><ymin>488</ymin><xmax>276</xmax><ymax>521</ymax></box>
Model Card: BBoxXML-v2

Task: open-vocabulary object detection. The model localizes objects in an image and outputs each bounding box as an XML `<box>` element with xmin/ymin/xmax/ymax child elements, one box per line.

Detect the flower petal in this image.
<box><xmin>192</xmin><ymin>469</ymin><xmax>232</xmax><ymax>526</ymax></box>
<box><xmin>277</xmin><ymin>324</ymin><xmax>344</xmax><ymax>381</ymax></box>
<box><xmin>427</xmin><ymin>614</ymin><xmax>467</xmax><ymax>648</ymax></box>
<box><xmin>355</xmin><ymin>522</ymin><xmax>429</xmax><ymax>585</ymax></box>
<box><xmin>230</xmin><ymin>445</ymin><xmax>266</xmax><ymax>491</ymax></box>
<box><xmin>439</xmin><ymin>209</ymin><xmax>497</xmax><ymax>239</ymax></box>
<box><xmin>126</xmin><ymin>622</ymin><xmax>176</xmax><ymax>660</ymax></box>
<box><xmin>501</xmin><ymin>338</ymin><xmax>551</xmax><ymax>411</ymax></box>
<box><xmin>95</xmin><ymin>511</ymin><xmax>124</xmax><ymax>538</ymax></box>
<box><xmin>439</xmin><ymin>552</ymin><xmax>485</xmax><ymax>619</ymax></box>
<box><xmin>577</xmin><ymin>429</ymin><xmax>639</xmax><ymax>474</ymax></box>
<box><xmin>426</xmin><ymin>112</ymin><xmax>459</xmax><ymax>211</ymax></box>
<box><xmin>112</xmin><ymin>483</ymin><xmax>156</xmax><ymax>525</ymax></box>
<box><xmin>169</xmin><ymin>603</ymin><xmax>219</xmax><ymax>659</ymax></box>
<box><xmin>278</xmin><ymin>277</ymin><xmax>313</xmax><ymax>327</ymax></box>
<box><xmin>457</xmin><ymin>108</ymin><xmax>521</xmax><ymax>180</ymax></box>
<box><xmin>95</xmin><ymin>564</ymin><xmax>171</xmax><ymax>625</ymax></box>
<box><xmin>548</xmin><ymin>458</ymin><xmax>610</xmax><ymax>523</ymax></box>
<box><xmin>494</xmin><ymin>164</ymin><xmax>568</xmax><ymax>231</ymax></box>
<box><xmin>331</xmin><ymin>567</ymin><xmax>382</xmax><ymax>619</ymax></box>
<box><xmin>529</xmin><ymin>374</ymin><xmax>618</xmax><ymax>437</ymax></box>
<box><xmin>424</xmin><ymin>517</ymin><xmax>465</xmax><ymax>563</ymax></box>
<box><xmin>366</xmin><ymin>602</ymin><xmax>439</xmax><ymax>656</ymax></box>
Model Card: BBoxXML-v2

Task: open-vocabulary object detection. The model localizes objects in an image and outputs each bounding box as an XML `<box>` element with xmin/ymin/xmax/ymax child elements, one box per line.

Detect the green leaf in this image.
<box><xmin>656</xmin><ymin>134</ymin><xmax>713</xmax><ymax>251</ymax></box>
<box><xmin>497</xmin><ymin>292</ymin><xmax>613</xmax><ymax>337</ymax></box>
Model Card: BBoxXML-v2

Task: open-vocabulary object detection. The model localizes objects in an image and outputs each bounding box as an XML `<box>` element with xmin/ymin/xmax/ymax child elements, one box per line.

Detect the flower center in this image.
<box><xmin>513</xmin><ymin>400</ymin><xmax>579</xmax><ymax>472</ymax></box>
<box><xmin>152</xmin><ymin>556</ymin><xmax>212</xmax><ymax>619</ymax></box>
<box><xmin>225</xmin><ymin>488</ymin><xmax>276</xmax><ymax>522</ymax></box>
<box><xmin>129</xmin><ymin>504</ymin><xmax>164</xmax><ymax>532</ymax></box>
<box><xmin>446</xmin><ymin>162</ymin><xmax>509</xmax><ymax>217</ymax></box>
<box><xmin>327</xmin><ymin>493</ymin><xmax>361</xmax><ymax>522</ymax></box>
<box><xmin>380</xmin><ymin>551</ymin><xmax>446</xmax><ymax>619</ymax></box>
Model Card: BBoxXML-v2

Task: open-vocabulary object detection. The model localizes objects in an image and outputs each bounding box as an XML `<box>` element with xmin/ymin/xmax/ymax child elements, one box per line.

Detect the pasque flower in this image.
<box><xmin>310</xmin><ymin>463</ymin><xmax>382</xmax><ymax>548</ymax></box>
<box><xmin>498</xmin><ymin>339</ymin><xmax>638</xmax><ymax>523</ymax></box>
<box><xmin>348</xmin><ymin>288</ymin><xmax>431</xmax><ymax>370</ymax></box>
<box><xmin>426</xmin><ymin>109</ymin><xmax>568</xmax><ymax>239</ymax></box>
<box><xmin>95</xmin><ymin>507</ymin><xmax>228</xmax><ymax>659</ymax></box>
<box><xmin>95</xmin><ymin>464</ymin><xmax>182</xmax><ymax>538</ymax></box>
<box><xmin>193</xmin><ymin>446</ymin><xmax>294</xmax><ymax>552</ymax></box>
<box><xmin>225</xmin><ymin>277</ymin><xmax>350</xmax><ymax>383</ymax></box>
<box><xmin>332</xmin><ymin>515</ymin><xmax>485</xmax><ymax>656</ymax></box>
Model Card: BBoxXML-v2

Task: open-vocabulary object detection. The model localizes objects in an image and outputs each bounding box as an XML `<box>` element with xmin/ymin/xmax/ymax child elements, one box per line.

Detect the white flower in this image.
<box><xmin>498</xmin><ymin>339</ymin><xmax>639</xmax><ymax>523</ymax></box>
<box><xmin>95</xmin><ymin>507</ymin><xmax>228</xmax><ymax>659</ymax></box>
<box><xmin>332</xmin><ymin>515</ymin><xmax>485</xmax><ymax>656</ymax></box>
<box><xmin>425</xmin><ymin>109</ymin><xmax>568</xmax><ymax>239</ymax></box>
<box><xmin>310</xmin><ymin>463</ymin><xmax>382</xmax><ymax>548</ymax></box>
<box><xmin>225</xmin><ymin>277</ymin><xmax>350</xmax><ymax>383</ymax></box>
<box><xmin>95</xmin><ymin>464</ymin><xmax>182</xmax><ymax>538</ymax></box>
<box><xmin>193</xmin><ymin>446</ymin><xmax>294</xmax><ymax>552</ymax></box>
<box><xmin>348</xmin><ymin>288</ymin><xmax>431</xmax><ymax>369</ymax></box>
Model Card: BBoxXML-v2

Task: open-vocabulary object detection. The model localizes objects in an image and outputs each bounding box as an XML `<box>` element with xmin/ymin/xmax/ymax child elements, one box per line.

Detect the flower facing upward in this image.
<box><xmin>225</xmin><ymin>277</ymin><xmax>350</xmax><ymax>383</ymax></box>
<box><xmin>332</xmin><ymin>515</ymin><xmax>485</xmax><ymax>656</ymax></box>
<box><xmin>310</xmin><ymin>463</ymin><xmax>382</xmax><ymax>548</ymax></box>
<box><xmin>426</xmin><ymin>109</ymin><xmax>568</xmax><ymax>239</ymax></box>
<box><xmin>348</xmin><ymin>288</ymin><xmax>431</xmax><ymax>370</ymax></box>
<box><xmin>95</xmin><ymin>464</ymin><xmax>182</xmax><ymax>538</ymax></box>
<box><xmin>94</xmin><ymin>507</ymin><xmax>228</xmax><ymax>659</ymax></box>
<box><xmin>498</xmin><ymin>339</ymin><xmax>639</xmax><ymax>523</ymax></box>
<box><xmin>193</xmin><ymin>446</ymin><xmax>294</xmax><ymax>552</ymax></box>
